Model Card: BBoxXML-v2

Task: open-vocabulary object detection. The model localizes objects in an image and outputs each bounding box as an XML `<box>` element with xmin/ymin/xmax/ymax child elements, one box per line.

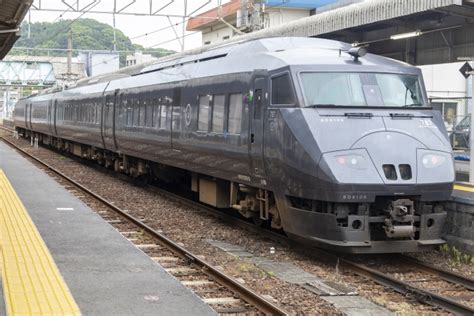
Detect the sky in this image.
<box><xmin>27</xmin><ymin>0</ymin><xmax>231</xmax><ymax>52</ymax></box>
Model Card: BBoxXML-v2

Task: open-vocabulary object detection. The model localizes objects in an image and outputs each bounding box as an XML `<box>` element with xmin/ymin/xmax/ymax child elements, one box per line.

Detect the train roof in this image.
<box><xmin>23</xmin><ymin>37</ymin><xmax>420</xmax><ymax>101</ymax></box>
<box><xmin>139</xmin><ymin>37</ymin><xmax>414</xmax><ymax>74</ymax></box>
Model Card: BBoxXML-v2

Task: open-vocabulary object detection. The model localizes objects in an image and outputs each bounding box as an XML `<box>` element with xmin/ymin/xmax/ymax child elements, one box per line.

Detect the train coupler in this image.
<box><xmin>383</xmin><ymin>199</ymin><xmax>415</xmax><ymax>238</ymax></box>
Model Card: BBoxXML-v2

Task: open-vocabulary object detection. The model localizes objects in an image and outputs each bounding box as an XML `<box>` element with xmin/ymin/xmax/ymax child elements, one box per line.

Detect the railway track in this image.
<box><xmin>2</xmin><ymin>130</ymin><xmax>473</xmax><ymax>315</ymax></box>
<box><xmin>0</xmin><ymin>132</ymin><xmax>288</xmax><ymax>316</ymax></box>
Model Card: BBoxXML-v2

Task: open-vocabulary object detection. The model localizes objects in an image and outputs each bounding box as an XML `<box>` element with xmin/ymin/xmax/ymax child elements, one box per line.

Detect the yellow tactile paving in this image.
<box><xmin>454</xmin><ymin>184</ymin><xmax>474</xmax><ymax>193</ymax></box>
<box><xmin>0</xmin><ymin>169</ymin><xmax>81</xmax><ymax>315</ymax></box>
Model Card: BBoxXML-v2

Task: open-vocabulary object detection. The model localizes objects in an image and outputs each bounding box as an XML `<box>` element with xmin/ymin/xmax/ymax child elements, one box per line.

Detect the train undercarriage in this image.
<box><xmin>18</xmin><ymin>129</ymin><xmax>447</xmax><ymax>254</ymax></box>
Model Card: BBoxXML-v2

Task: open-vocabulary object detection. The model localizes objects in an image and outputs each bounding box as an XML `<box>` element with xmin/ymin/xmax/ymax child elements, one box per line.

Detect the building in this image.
<box><xmin>186</xmin><ymin>0</ymin><xmax>339</xmax><ymax>46</ymax></box>
<box><xmin>126</xmin><ymin>52</ymin><xmax>159</xmax><ymax>67</ymax></box>
<box><xmin>419</xmin><ymin>62</ymin><xmax>473</xmax><ymax>130</ymax></box>
<box><xmin>78</xmin><ymin>52</ymin><xmax>120</xmax><ymax>77</ymax></box>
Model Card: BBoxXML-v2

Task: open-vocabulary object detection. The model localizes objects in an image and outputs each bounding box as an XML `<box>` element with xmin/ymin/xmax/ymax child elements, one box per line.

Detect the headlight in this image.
<box><xmin>335</xmin><ymin>154</ymin><xmax>368</xmax><ymax>170</ymax></box>
<box><xmin>422</xmin><ymin>154</ymin><xmax>446</xmax><ymax>168</ymax></box>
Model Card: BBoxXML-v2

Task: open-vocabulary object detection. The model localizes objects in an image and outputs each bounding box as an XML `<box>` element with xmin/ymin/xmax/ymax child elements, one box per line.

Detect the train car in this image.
<box><xmin>14</xmin><ymin>37</ymin><xmax>455</xmax><ymax>253</ymax></box>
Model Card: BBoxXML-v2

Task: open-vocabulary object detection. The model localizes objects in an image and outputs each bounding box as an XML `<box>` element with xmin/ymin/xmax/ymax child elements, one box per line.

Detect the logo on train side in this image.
<box><xmin>185</xmin><ymin>104</ymin><xmax>192</xmax><ymax>126</ymax></box>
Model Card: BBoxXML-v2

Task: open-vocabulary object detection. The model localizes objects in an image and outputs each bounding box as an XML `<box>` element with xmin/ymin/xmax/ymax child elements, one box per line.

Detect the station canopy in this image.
<box><xmin>0</xmin><ymin>0</ymin><xmax>32</xmax><ymax>60</ymax></box>
<box><xmin>185</xmin><ymin>0</ymin><xmax>474</xmax><ymax>67</ymax></box>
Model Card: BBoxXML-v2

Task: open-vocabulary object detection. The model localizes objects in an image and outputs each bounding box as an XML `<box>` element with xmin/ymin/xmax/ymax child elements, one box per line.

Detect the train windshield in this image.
<box><xmin>301</xmin><ymin>72</ymin><xmax>426</xmax><ymax>108</ymax></box>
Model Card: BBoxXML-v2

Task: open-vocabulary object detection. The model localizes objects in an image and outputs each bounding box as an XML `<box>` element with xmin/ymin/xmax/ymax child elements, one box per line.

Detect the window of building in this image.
<box><xmin>212</xmin><ymin>94</ymin><xmax>225</xmax><ymax>133</ymax></box>
<box><xmin>147</xmin><ymin>99</ymin><xmax>154</xmax><ymax>127</ymax></box>
<box><xmin>198</xmin><ymin>95</ymin><xmax>210</xmax><ymax>131</ymax></box>
<box><xmin>228</xmin><ymin>94</ymin><xmax>243</xmax><ymax>134</ymax></box>
<box><xmin>204</xmin><ymin>41</ymin><xmax>211</xmax><ymax>45</ymax></box>
<box><xmin>222</xmin><ymin>35</ymin><xmax>230</xmax><ymax>40</ymax></box>
<box><xmin>271</xmin><ymin>73</ymin><xmax>295</xmax><ymax>105</ymax></box>
<box><xmin>432</xmin><ymin>102</ymin><xmax>458</xmax><ymax>127</ymax></box>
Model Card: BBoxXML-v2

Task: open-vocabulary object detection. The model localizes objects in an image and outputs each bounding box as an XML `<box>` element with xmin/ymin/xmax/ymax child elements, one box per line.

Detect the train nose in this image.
<box><xmin>352</xmin><ymin>131</ymin><xmax>454</xmax><ymax>184</ymax></box>
<box><xmin>352</xmin><ymin>131</ymin><xmax>422</xmax><ymax>184</ymax></box>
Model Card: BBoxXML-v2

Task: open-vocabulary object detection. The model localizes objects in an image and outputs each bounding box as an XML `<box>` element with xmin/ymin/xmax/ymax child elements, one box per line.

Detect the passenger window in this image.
<box><xmin>133</xmin><ymin>100</ymin><xmax>140</xmax><ymax>126</ymax></box>
<box><xmin>198</xmin><ymin>95</ymin><xmax>210</xmax><ymax>131</ymax></box>
<box><xmin>160</xmin><ymin>104</ymin><xmax>167</xmax><ymax>129</ymax></box>
<box><xmin>127</xmin><ymin>100</ymin><xmax>133</xmax><ymax>126</ymax></box>
<box><xmin>212</xmin><ymin>94</ymin><xmax>225</xmax><ymax>133</ymax></box>
<box><xmin>154</xmin><ymin>99</ymin><xmax>160</xmax><ymax>128</ymax></box>
<box><xmin>228</xmin><ymin>94</ymin><xmax>243</xmax><ymax>134</ymax></box>
<box><xmin>148</xmin><ymin>99</ymin><xmax>155</xmax><ymax>127</ymax></box>
<box><xmin>271</xmin><ymin>73</ymin><xmax>295</xmax><ymax>105</ymax></box>
<box><xmin>140</xmin><ymin>100</ymin><xmax>146</xmax><ymax>126</ymax></box>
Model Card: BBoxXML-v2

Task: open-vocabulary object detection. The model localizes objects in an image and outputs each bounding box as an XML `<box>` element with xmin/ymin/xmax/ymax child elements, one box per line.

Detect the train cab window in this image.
<box><xmin>228</xmin><ymin>94</ymin><xmax>243</xmax><ymax>134</ymax></box>
<box><xmin>212</xmin><ymin>94</ymin><xmax>225</xmax><ymax>133</ymax></box>
<box><xmin>198</xmin><ymin>95</ymin><xmax>210</xmax><ymax>131</ymax></box>
<box><xmin>271</xmin><ymin>73</ymin><xmax>295</xmax><ymax>105</ymax></box>
<box><xmin>160</xmin><ymin>104</ymin><xmax>167</xmax><ymax>129</ymax></box>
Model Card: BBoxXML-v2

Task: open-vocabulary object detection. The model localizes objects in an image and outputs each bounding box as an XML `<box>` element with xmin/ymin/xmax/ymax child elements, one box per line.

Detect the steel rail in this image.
<box><xmin>2</xmin><ymin>131</ymin><xmax>473</xmax><ymax>314</ymax></box>
<box><xmin>398</xmin><ymin>255</ymin><xmax>474</xmax><ymax>291</ymax></box>
<box><xmin>337</xmin><ymin>258</ymin><xmax>474</xmax><ymax>315</ymax></box>
<box><xmin>0</xmin><ymin>136</ymin><xmax>289</xmax><ymax>316</ymax></box>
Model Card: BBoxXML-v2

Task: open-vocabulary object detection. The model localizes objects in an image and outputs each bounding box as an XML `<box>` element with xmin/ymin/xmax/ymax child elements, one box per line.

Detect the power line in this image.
<box><xmin>148</xmin><ymin>31</ymin><xmax>200</xmax><ymax>48</ymax></box>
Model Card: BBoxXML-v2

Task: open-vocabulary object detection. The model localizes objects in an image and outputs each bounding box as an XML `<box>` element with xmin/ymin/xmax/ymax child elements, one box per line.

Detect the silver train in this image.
<box><xmin>14</xmin><ymin>37</ymin><xmax>455</xmax><ymax>253</ymax></box>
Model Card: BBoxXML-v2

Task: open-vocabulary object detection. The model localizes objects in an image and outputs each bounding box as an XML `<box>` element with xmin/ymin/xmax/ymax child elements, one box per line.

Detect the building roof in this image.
<box><xmin>187</xmin><ymin>0</ymin><xmax>241</xmax><ymax>31</ymax></box>
<box><xmin>183</xmin><ymin>0</ymin><xmax>473</xmax><ymax>65</ymax></box>
<box><xmin>186</xmin><ymin>0</ymin><xmax>340</xmax><ymax>31</ymax></box>
<box><xmin>0</xmin><ymin>0</ymin><xmax>32</xmax><ymax>60</ymax></box>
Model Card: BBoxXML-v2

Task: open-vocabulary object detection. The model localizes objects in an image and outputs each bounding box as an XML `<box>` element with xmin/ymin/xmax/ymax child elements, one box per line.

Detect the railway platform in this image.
<box><xmin>452</xmin><ymin>182</ymin><xmax>474</xmax><ymax>205</ymax></box>
<box><xmin>444</xmin><ymin>183</ymin><xmax>474</xmax><ymax>255</ymax></box>
<box><xmin>0</xmin><ymin>141</ymin><xmax>215</xmax><ymax>315</ymax></box>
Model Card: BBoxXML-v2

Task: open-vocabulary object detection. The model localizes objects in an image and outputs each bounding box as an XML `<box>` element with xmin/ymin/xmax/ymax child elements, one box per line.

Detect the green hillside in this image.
<box><xmin>10</xmin><ymin>18</ymin><xmax>175</xmax><ymax>65</ymax></box>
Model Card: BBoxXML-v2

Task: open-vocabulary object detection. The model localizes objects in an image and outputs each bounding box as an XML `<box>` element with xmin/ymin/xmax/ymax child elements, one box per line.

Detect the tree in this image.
<box><xmin>11</xmin><ymin>19</ymin><xmax>175</xmax><ymax>66</ymax></box>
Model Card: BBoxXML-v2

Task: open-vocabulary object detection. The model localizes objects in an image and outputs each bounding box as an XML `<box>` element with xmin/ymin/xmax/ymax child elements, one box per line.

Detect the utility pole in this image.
<box><xmin>182</xmin><ymin>0</ymin><xmax>187</xmax><ymax>52</ymax></box>
<box><xmin>457</xmin><ymin>59</ymin><xmax>474</xmax><ymax>183</ymax></box>
<box><xmin>67</xmin><ymin>31</ymin><xmax>73</xmax><ymax>84</ymax></box>
<box><xmin>470</xmin><ymin>69</ymin><xmax>474</xmax><ymax>183</ymax></box>
<box><xmin>113</xmin><ymin>13</ymin><xmax>117</xmax><ymax>51</ymax></box>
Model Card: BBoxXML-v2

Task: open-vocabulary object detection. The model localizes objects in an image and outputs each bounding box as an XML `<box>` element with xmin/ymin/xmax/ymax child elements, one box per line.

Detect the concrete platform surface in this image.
<box><xmin>0</xmin><ymin>142</ymin><xmax>215</xmax><ymax>315</ymax></box>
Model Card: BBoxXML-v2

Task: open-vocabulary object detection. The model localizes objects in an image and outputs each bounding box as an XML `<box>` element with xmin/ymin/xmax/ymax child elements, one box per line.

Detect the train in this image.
<box><xmin>14</xmin><ymin>37</ymin><xmax>455</xmax><ymax>254</ymax></box>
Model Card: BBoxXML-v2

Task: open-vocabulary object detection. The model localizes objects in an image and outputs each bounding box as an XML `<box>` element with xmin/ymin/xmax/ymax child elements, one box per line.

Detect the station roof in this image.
<box><xmin>185</xmin><ymin>0</ymin><xmax>474</xmax><ymax>66</ymax></box>
<box><xmin>0</xmin><ymin>0</ymin><xmax>32</xmax><ymax>60</ymax></box>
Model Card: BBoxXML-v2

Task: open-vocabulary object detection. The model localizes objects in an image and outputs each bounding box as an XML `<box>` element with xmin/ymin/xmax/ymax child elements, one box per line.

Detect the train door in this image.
<box><xmin>249</xmin><ymin>73</ymin><xmax>267</xmax><ymax>177</ymax></box>
<box><xmin>102</xmin><ymin>90</ymin><xmax>118</xmax><ymax>150</ymax></box>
